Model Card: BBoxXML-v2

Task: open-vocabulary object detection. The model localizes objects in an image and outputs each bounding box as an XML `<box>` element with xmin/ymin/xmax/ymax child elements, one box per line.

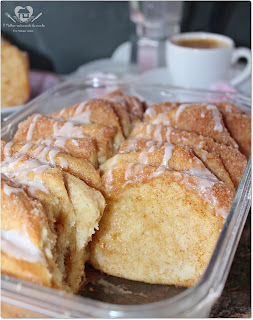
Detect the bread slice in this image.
<box><xmin>13</xmin><ymin>114</ymin><xmax>124</xmax><ymax>164</ymax></box>
<box><xmin>104</xmin><ymin>89</ymin><xmax>145</xmax><ymax>119</ymax></box>
<box><xmin>1</xmin><ymin>140</ymin><xmax>101</xmax><ymax>190</ymax></box>
<box><xmin>144</xmin><ymin>101</ymin><xmax>246</xmax><ymax>122</ymax></box>
<box><xmin>1</xmin><ymin>40</ymin><xmax>30</xmax><ymax>108</ymax></box>
<box><xmin>129</xmin><ymin>124</ymin><xmax>247</xmax><ymax>188</ymax></box>
<box><xmin>147</xmin><ymin>104</ymin><xmax>237</xmax><ymax>147</ymax></box>
<box><xmin>31</xmin><ymin>137</ymin><xmax>98</xmax><ymax>168</ymax></box>
<box><xmin>116</xmin><ymin>139</ymin><xmax>234</xmax><ymax>190</ymax></box>
<box><xmin>50</xmin><ymin>99</ymin><xmax>124</xmax><ymax>140</ymax></box>
<box><xmin>1</xmin><ymin>176</ymin><xmax>61</xmax><ymax>289</ymax></box>
<box><xmin>89</xmin><ymin>162</ymin><xmax>234</xmax><ymax>287</ymax></box>
<box><xmin>1</xmin><ymin>156</ymin><xmax>105</xmax><ymax>293</ymax></box>
<box><xmin>101</xmin><ymin>145</ymin><xmax>214</xmax><ymax>179</ymax></box>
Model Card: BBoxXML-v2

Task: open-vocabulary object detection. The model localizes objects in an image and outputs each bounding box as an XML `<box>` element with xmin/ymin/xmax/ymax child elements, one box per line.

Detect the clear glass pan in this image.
<box><xmin>1</xmin><ymin>79</ymin><xmax>251</xmax><ymax>318</ymax></box>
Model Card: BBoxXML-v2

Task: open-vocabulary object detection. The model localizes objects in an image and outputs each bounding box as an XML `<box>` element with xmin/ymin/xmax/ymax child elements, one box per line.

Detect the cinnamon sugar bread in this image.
<box><xmin>129</xmin><ymin>124</ymin><xmax>247</xmax><ymax>188</ymax></box>
<box><xmin>13</xmin><ymin>114</ymin><xmax>124</xmax><ymax>164</ymax></box>
<box><xmin>1</xmin><ymin>92</ymin><xmax>250</xmax><ymax>292</ymax></box>
<box><xmin>1</xmin><ymin>154</ymin><xmax>105</xmax><ymax>293</ymax></box>
<box><xmin>1</xmin><ymin>40</ymin><xmax>30</xmax><ymax>108</ymax></box>
<box><xmin>89</xmin><ymin>162</ymin><xmax>234</xmax><ymax>287</ymax></box>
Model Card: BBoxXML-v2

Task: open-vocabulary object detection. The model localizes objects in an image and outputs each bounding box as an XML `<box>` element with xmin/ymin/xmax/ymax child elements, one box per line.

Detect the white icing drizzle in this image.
<box><xmin>146</xmin><ymin>124</ymin><xmax>153</xmax><ymax>135</ymax></box>
<box><xmin>154</xmin><ymin>125</ymin><xmax>163</xmax><ymax>141</ymax></box>
<box><xmin>19</xmin><ymin>142</ymin><xmax>34</xmax><ymax>154</ymax></box>
<box><xmin>74</xmin><ymin>101</ymin><xmax>87</xmax><ymax>116</ymax></box>
<box><xmin>166</xmin><ymin>127</ymin><xmax>172</xmax><ymax>143</ymax></box>
<box><xmin>48</xmin><ymin>149</ymin><xmax>60</xmax><ymax>166</ymax></box>
<box><xmin>138</xmin><ymin>151</ymin><xmax>149</xmax><ymax>164</ymax></box>
<box><xmin>206</xmin><ymin>105</ymin><xmax>223</xmax><ymax>132</ymax></box>
<box><xmin>146</xmin><ymin>140</ymin><xmax>156</xmax><ymax>148</ymax></box>
<box><xmin>201</xmin><ymin>111</ymin><xmax>205</xmax><ymax>118</ymax></box>
<box><xmin>53</xmin><ymin>121</ymin><xmax>84</xmax><ymax>137</ymax></box>
<box><xmin>58</xmin><ymin>157</ymin><xmax>69</xmax><ymax>169</ymax></box>
<box><xmin>1</xmin><ymin>228</ymin><xmax>45</xmax><ymax>263</ymax></box>
<box><xmin>152</xmin><ymin>113</ymin><xmax>171</xmax><ymax>125</ymax></box>
<box><xmin>26</xmin><ymin>114</ymin><xmax>41</xmax><ymax>141</ymax></box>
<box><xmin>3</xmin><ymin>142</ymin><xmax>14</xmax><ymax>158</ymax></box>
<box><xmin>149</xmin><ymin>166</ymin><xmax>166</xmax><ymax>179</ymax></box>
<box><xmin>3</xmin><ymin>183</ymin><xmax>22</xmax><ymax>196</ymax></box>
<box><xmin>175</xmin><ymin>104</ymin><xmax>192</xmax><ymax>122</ymax></box>
<box><xmin>124</xmin><ymin>163</ymin><xmax>134</xmax><ymax>181</ymax></box>
<box><xmin>162</xmin><ymin>146</ymin><xmax>174</xmax><ymax>166</ymax></box>
<box><xmin>144</xmin><ymin>107</ymin><xmax>157</xmax><ymax>119</ymax></box>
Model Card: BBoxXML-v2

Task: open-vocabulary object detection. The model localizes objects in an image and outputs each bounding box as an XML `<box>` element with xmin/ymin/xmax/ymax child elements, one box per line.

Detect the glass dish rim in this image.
<box><xmin>1</xmin><ymin>78</ymin><xmax>251</xmax><ymax>318</ymax></box>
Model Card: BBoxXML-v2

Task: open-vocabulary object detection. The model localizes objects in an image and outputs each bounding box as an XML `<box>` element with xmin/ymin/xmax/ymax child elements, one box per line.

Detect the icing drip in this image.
<box><xmin>58</xmin><ymin>157</ymin><xmax>69</xmax><ymax>169</ymax></box>
<box><xmin>154</xmin><ymin>125</ymin><xmax>163</xmax><ymax>141</ymax></box>
<box><xmin>3</xmin><ymin>183</ymin><xmax>22</xmax><ymax>196</ymax></box>
<box><xmin>206</xmin><ymin>105</ymin><xmax>223</xmax><ymax>132</ymax></box>
<box><xmin>166</xmin><ymin>127</ymin><xmax>172</xmax><ymax>143</ymax></box>
<box><xmin>26</xmin><ymin>114</ymin><xmax>41</xmax><ymax>141</ymax></box>
<box><xmin>152</xmin><ymin>113</ymin><xmax>171</xmax><ymax>125</ymax></box>
<box><xmin>53</xmin><ymin>121</ymin><xmax>84</xmax><ymax>137</ymax></box>
<box><xmin>3</xmin><ymin>142</ymin><xmax>14</xmax><ymax>158</ymax></box>
<box><xmin>1</xmin><ymin>228</ymin><xmax>45</xmax><ymax>263</ymax></box>
<box><xmin>162</xmin><ymin>146</ymin><xmax>174</xmax><ymax>166</ymax></box>
<box><xmin>175</xmin><ymin>104</ymin><xmax>192</xmax><ymax>122</ymax></box>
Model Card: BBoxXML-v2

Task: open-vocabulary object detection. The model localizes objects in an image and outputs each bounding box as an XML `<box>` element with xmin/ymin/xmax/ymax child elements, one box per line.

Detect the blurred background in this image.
<box><xmin>1</xmin><ymin>1</ymin><xmax>251</xmax><ymax>74</ymax></box>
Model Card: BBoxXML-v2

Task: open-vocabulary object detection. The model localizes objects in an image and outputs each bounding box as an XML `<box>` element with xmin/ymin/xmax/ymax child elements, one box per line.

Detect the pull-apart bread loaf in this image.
<box><xmin>1</xmin><ymin>93</ymin><xmax>250</xmax><ymax>291</ymax></box>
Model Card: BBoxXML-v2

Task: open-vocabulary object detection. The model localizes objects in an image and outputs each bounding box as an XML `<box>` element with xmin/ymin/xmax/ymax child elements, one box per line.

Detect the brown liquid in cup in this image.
<box><xmin>173</xmin><ymin>38</ymin><xmax>229</xmax><ymax>49</ymax></box>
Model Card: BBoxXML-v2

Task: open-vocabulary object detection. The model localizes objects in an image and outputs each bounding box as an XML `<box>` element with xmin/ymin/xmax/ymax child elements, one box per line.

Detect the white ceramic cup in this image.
<box><xmin>166</xmin><ymin>32</ymin><xmax>251</xmax><ymax>88</ymax></box>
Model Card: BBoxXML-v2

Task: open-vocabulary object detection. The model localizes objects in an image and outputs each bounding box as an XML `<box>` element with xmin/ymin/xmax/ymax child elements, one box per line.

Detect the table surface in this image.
<box><xmin>210</xmin><ymin>214</ymin><xmax>251</xmax><ymax>318</ymax></box>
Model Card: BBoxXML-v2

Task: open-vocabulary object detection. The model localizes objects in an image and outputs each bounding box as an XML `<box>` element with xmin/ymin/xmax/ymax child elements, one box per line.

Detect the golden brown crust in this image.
<box><xmin>104</xmin><ymin>89</ymin><xmax>145</xmax><ymax>119</ymax></box>
<box><xmin>13</xmin><ymin>114</ymin><xmax>123</xmax><ymax>164</ymax></box>
<box><xmin>50</xmin><ymin>99</ymin><xmax>124</xmax><ymax>137</ymax></box>
<box><xmin>1</xmin><ymin>140</ymin><xmax>101</xmax><ymax>190</ymax></box>
<box><xmin>221</xmin><ymin>113</ymin><xmax>251</xmax><ymax>158</ymax></box>
<box><xmin>148</xmin><ymin>104</ymin><xmax>237</xmax><ymax>147</ymax></box>
<box><xmin>1</xmin><ymin>41</ymin><xmax>30</xmax><ymax>108</ymax></box>
<box><xmin>104</xmin><ymin>100</ymin><xmax>132</xmax><ymax>137</ymax></box>
<box><xmin>144</xmin><ymin>101</ymin><xmax>246</xmax><ymax>122</ymax></box>
<box><xmin>101</xmin><ymin>145</ymin><xmax>215</xmax><ymax>179</ymax></box>
<box><xmin>30</xmin><ymin>137</ymin><xmax>98</xmax><ymax>168</ymax></box>
<box><xmin>129</xmin><ymin>124</ymin><xmax>247</xmax><ymax>188</ymax></box>
<box><xmin>116</xmin><ymin>138</ymin><xmax>234</xmax><ymax>191</ymax></box>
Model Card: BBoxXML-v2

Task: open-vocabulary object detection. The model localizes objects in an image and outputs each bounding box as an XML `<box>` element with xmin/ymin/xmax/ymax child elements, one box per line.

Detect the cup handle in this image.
<box><xmin>229</xmin><ymin>47</ymin><xmax>251</xmax><ymax>87</ymax></box>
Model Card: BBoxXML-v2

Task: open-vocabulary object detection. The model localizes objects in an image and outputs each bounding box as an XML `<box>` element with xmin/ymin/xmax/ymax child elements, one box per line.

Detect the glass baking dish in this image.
<box><xmin>1</xmin><ymin>79</ymin><xmax>251</xmax><ymax>318</ymax></box>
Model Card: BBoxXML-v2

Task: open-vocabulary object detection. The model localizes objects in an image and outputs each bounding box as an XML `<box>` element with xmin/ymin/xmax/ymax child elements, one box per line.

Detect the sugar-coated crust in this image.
<box><xmin>1</xmin><ymin>140</ymin><xmax>101</xmax><ymax>190</ymax></box>
<box><xmin>221</xmin><ymin>113</ymin><xmax>251</xmax><ymax>159</ymax></box>
<box><xmin>144</xmin><ymin>101</ymin><xmax>246</xmax><ymax>122</ymax></box>
<box><xmin>104</xmin><ymin>100</ymin><xmax>132</xmax><ymax>137</ymax></box>
<box><xmin>130</xmin><ymin>124</ymin><xmax>247</xmax><ymax>188</ymax></box>
<box><xmin>1</xmin><ymin>178</ymin><xmax>54</xmax><ymax>287</ymax></box>
<box><xmin>116</xmin><ymin>138</ymin><xmax>234</xmax><ymax>191</ymax></box>
<box><xmin>101</xmin><ymin>145</ymin><xmax>215</xmax><ymax>180</ymax></box>
<box><xmin>1</xmin><ymin>41</ymin><xmax>30</xmax><ymax>108</ymax></box>
<box><xmin>13</xmin><ymin>114</ymin><xmax>122</xmax><ymax>163</ymax></box>
<box><xmin>104</xmin><ymin>89</ymin><xmax>145</xmax><ymax>119</ymax></box>
<box><xmin>50</xmin><ymin>98</ymin><xmax>123</xmax><ymax>136</ymax></box>
<box><xmin>89</xmin><ymin>162</ymin><xmax>233</xmax><ymax>287</ymax></box>
<box><xmin>148</xmin><ymin>104</ymin><xmax>237</xmax><ymax>147</ymax></box>
<box><xmin>31</xmin><ymin>136</ymin><xmax>98</xmax><ymax>168</ymax></box>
